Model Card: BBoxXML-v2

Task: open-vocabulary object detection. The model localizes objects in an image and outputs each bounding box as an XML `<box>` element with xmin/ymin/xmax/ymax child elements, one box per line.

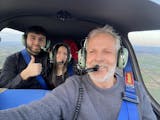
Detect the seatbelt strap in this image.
<box><xmin>118</xmin><ymin>57</ymin><xmax>139</xmax><ymax>120</ymax></box>
<box><xmin>67</xmin><ymin>63</ymin><xmax>74</xmax><ymax>76</ymax></box>
<box><xmin>21</xmin><ymin>49</ymin><xmax>48</xmax><ymax>89</ymax></box>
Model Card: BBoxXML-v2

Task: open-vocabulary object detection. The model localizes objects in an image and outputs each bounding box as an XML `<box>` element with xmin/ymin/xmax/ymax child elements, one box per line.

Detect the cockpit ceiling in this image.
<box><xmin>0</xmin><ymin>0</ymin><xmax>160</xmax><ymax>37</ymax></box>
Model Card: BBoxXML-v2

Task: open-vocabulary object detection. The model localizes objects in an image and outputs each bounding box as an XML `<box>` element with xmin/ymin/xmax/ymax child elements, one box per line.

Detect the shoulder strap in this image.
<box><xmin>21</xmin><ymin>49</ymin><xmax>48</xmax><ymax>89</ymax></box>
<box><xmin>118</xmin><ymin>57</ymin><xmax>140</xmax><ymax>120</ymax></box>
<box><xmin>67</xmin><ymin>62</ymin><xmax>74</xmax><ymax>76</ymax></box>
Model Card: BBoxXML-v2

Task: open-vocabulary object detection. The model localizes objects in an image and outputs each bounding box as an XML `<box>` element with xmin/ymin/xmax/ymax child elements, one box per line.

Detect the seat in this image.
<box><xmin>0</xmin><ymin>88</ymin><xmax>49</xmax><ymax>110</ymax></box>
<box><xmin>63</xmin><ymin>39</ymin><xmax>79</xmax><ymax>62</ymax></box>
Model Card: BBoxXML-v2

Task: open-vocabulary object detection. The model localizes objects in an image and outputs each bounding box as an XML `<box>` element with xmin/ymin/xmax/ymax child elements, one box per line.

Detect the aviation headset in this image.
<box><xmin>78</xmin><ymin>36</ymin><xmax>128</xmax><ymax>69</ymax></box>
<box><xmin>51</xmin><ymin>43</ymin><xmax>72</xmax><ymax>63</ymax></box>
<box><xmin>22</xmin><ymin>26</ymin><xmax>51</xmax><ymax>51</ymax></box>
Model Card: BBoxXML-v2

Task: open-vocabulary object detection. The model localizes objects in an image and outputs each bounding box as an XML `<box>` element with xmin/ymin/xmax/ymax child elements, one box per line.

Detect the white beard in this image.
<box><xmin>89</xmin><ymin>64</ymin><xmax>116</xmax><ymax>83</ymax></box>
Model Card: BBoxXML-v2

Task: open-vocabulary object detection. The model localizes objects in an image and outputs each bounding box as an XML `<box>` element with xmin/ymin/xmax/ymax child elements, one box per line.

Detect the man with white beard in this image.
<box><xmin>0</xmin><ymin>25</ymin><xmax>157</xmax><ymax>120</ymax></box>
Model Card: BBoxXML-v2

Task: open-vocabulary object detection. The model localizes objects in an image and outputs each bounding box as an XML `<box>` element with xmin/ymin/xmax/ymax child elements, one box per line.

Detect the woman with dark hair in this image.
<box><xmin>48</xmin><ymin>43</ymin><xmax>74</xmax><ymax>89</ymax></box>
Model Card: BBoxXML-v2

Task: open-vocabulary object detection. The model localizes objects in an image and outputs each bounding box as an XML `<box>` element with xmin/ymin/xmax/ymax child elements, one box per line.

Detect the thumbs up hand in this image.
<box><xmin>20</xmin><ymin>56</ymin><xmax>42</xmax><ymax>80</ymax></box>
<box><xmin>27</xmin><ymin>56</ymin><xmax>42</xmax><ymax>76</ymax></box>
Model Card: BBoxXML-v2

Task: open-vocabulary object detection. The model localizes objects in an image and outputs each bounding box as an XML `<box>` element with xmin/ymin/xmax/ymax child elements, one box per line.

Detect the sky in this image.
<box><xmin>149</xmin><ymin>0</ymin><xmax>160</xmax><ymax>5</ymax></box>
<box><xmin>0</xmin><ymin>28</ymin><xmax>23</xmax><ymax>41</ymax></box>
<box><xmin>128</xmin><ymin>30</ymin><xmax>160</xmax><ymax>47</ymax></box>
<box><xmin>1</xmin><ymin>28</ymin><xmax>24</xmax><ymax>35</ymax></box>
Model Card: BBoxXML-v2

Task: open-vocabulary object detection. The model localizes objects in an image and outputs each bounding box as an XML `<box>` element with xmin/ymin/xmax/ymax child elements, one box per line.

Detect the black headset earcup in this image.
<box><xmin>78</xmin><ymin>47</ymin><xmax>86</xmax><ymax>69</ymax></box>
<box><xmin>117</xmin><ymin>47</ymin><xmax>128</xmax><ymax>69</ymax></box>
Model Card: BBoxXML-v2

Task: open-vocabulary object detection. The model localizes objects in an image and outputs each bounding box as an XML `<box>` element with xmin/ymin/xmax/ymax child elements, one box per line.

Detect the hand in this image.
<box><xmin>20</xmin><ymin>56</ymin><xmax>42</xmax><ymax>80</ymax></box>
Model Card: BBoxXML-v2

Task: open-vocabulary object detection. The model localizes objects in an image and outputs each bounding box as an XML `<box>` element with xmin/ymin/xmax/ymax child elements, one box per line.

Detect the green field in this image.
<box><xmin>136</xmin><ymin>53</ymin><xmax>160</xmax><ymax>104</ymax></box>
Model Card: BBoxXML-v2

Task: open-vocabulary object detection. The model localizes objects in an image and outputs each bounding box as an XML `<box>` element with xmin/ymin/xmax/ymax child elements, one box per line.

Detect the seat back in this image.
<box><xmin>63</xmin><ymin>39</ymin><xmax>78</xmax><ymax>62</ymax></box>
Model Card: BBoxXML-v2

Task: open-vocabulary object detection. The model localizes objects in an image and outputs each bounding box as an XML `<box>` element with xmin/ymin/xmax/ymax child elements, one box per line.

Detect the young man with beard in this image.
<box><xmin>0</xmin><ymin>25</ymin><xmax>157</xmax><ymax>120</ymax></box>
<box><xmin>0</xmin><ymin>26</ymin><xmax>50</xmax><ymax>89</ymax></box>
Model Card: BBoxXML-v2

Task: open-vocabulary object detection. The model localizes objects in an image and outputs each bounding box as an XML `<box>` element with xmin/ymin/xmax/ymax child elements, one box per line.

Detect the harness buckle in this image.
<box><xmin>122</xmin><ymin>92</ymin><xmax>139</xmax><ymax>104</ymax></box>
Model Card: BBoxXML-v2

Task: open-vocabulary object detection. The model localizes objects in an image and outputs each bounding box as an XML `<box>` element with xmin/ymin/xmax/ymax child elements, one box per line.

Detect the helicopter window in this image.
<box><xmin>0</xmin><ymin>28</ymin><xmax>24</xmax><ymax>68</ymax></box>
<box><xmin>149</xmin><ymin>0</ymin><xmax>160</xmax><ymax>5</ymax></box>
<box><xmin>128</xmin><ymin>30</ymin><xmax>160</xmax><ymax>105</ymax></box>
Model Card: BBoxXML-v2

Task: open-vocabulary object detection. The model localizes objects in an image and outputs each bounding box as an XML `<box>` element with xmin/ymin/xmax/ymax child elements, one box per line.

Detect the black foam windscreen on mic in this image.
<box><xmin>76</xmin><ymin>65</ymin><xmax>99</xmax><ymax>75</ymax></box>
<box><xmin>57</xmin><ymin>61</ymin><xmax>65</xmax><ymax>65</ymax></box>
<box><xmin>85</xmin><ymin>65</ymin><xmax>99</xmax><ymax>73</ymax></box>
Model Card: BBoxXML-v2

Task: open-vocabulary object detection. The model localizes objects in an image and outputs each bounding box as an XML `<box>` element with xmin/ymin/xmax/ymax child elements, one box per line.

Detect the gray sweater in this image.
<box><xmin>0</xmin><ymin>74</ymin><xmax>157</xmax><ymax>120</ymax></box>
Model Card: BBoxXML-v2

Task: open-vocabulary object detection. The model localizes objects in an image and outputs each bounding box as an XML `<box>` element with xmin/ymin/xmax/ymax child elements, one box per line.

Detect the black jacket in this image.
<box><xmin>0</xmin><ymin>50</ymin><xmax>51</xmax><ymax>89</ymax></box>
